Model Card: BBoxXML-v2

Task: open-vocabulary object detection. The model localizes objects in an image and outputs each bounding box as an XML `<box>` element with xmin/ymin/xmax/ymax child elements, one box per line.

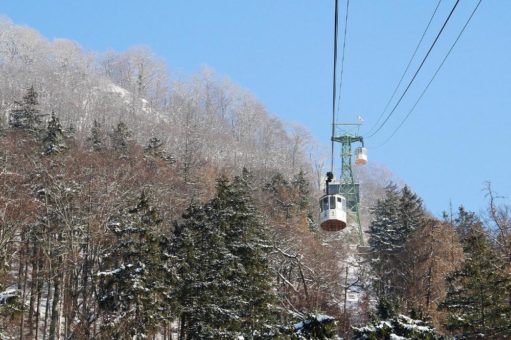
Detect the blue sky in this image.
<box><xmin>2</xmin><ymin>0</ymin><xmax>510</xmax><ymax>216</ymax></box>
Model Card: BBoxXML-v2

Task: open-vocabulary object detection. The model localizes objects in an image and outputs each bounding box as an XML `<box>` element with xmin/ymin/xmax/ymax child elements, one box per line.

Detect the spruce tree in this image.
<box><xmin>171</xmin><ymin>174</ymin><xmax>275</xmax><ymax>338</ymax></box>
<box><xmin>217</xmin><ymin>173</ymin><xmax>275</xmax><ymax>336</ymax></box>
<box><xmin>440</xmin><ymin>209</ymin><xmax>511</xmax><ymax>338</ymax></box>
<box><xmin>97</xmin><ymin>192</ymin><xmax>172</xmax><ymax>338</ymax></box>
<box><xmin>368</xmin><ymin>183</ymin><xmax>401</xmax><ymax>298</ymax></box>
<box><xmin>8</xmin><ymin>86</ymin><xmax>43</xmax><ymax>132</ymax></box>
<box><xmin>398</xmin><ymin>185</ymin><xmax>424</xmax><ymax>246</ymax></box>
<box><xmin>369</xmin><ymin>184</ymin><xmax>427</xmax><ymax>309</ymax></box>
<box><xmin>42</xmin><ymin>113</ymin><xmax>67</xmax><ymax>155</ymax></box>
<box><xmin>109</xmin><ymin>121</ymin><xmax>131</xmax><ymax>154</ymax></box>
<box><xmin>144</xmin><ymin>137</ymin><xmax>175</xmax><ymax>163</ymax></box>
<box><xmin>87</xmin><ymin>119</ymin><xmax>105</xmax><ymax>151</ymax></box>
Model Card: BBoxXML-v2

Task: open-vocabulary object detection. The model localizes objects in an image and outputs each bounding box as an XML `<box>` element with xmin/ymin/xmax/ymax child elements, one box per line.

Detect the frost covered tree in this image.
<box><xmin>353</xmin><ymin>313</ymin><xmax>440</xmax><ymax>340</ymax></box>
<box><xmin>8</xmin><ymin>86</ymin><xmax>43</xmax><ymax>132</ymax></box>
<box><xmin>368</xmin><ymin>183</ymin><xmax>401</xmax><ymax>298</ymax></box>
<box><xmin>171</xmin><ymin>173</ymin><xmax>275</xmax><ymax>338</ymax></box>
<box><xmin>42</xmin><ymin>113</ymin><xmax>67</xmax><ymax>154</ymax></box>
<box><xmin>368</xmin><ymin>184</ymin><xmax>427</xmax><ymax>307</ymax></box>
<box><xmin>87</xmin><ymin>119</ymin><xmax>105</xmax><ymax>151</ymax></box>
<box><xmin>440</xmin><ymin>208</ymin><xmax>511</xmax><ymax>338</ymax></box>
<box><xmin>97</xmin><ymin>192</ymin><xmax>172</xmax><ymax>338</ymax></box>
<box><xmin>399</xmin><ymin>220</ymin><xmax>463</xmax><ymax>326</ymax></box>
<box><xmin>398</xmin><ymin>185</ymin><xmax>424</xmax><ymax>245</ymax></box>
<box><xmin>109</xmin><ymin>121</ymin><xmax>131</xmax><ymax>155</ymax></box>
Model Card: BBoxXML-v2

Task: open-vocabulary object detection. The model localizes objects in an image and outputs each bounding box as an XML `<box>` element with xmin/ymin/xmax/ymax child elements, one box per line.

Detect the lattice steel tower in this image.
<box><xmin>332</xmin><ymin>123</ymin><xmax>365</xmax><ymax>245</ymax></box>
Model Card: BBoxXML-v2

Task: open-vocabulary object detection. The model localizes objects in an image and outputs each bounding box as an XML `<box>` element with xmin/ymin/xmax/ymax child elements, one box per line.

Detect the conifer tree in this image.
<box><xmin>171</xmin><ymin>173</ymin><xmax>275</xmax><ymax>338</ymax></box>
<box><xmin>217</xmin><ymin>173</ymin><xmax>275</xmax><ymax>336</ymax></box>
<box><xmin>42</xmin><ymin>113</ymin><xmax>67</xmax><ymax>155</ymax></box>
<box><xmin>8</xmin><ymin>86</ymin><xmax>43</xmax><ymax>132</ymax></box>
<box><xmin>109</xmin><ymin>121</ymin><xmax>131</xmax><ymax>154</ymax></box>
<box><xmin>369</xmin><ymin>184</ymin><xmax>427</xmax><ymax>308</ymax></box>
<box><xmin>398</xmin><ymin>185</ymin><xmax>424</xmax><ymax>246</ymax></box>
<box><xmin>87</xmin><ymin>119</ymin><xmax>105</xmax><ymax>151</ymax></box>
<box><xmin>440</xmin><ymin>209</ymin><xmax>511</xmax><ymax>338</ymax></box>
<box><xmin>144</xmin><ymin>136</ymin><xmax>175</xmax><ymax>163</ymax></box>
<box><xmin>368</xmin><ymin>183</ymin><xmax>401</xmax><ymax>298</ymax></box>
<box><xmin>97</xmin><ymin>192</ymin><xmax>172</xmax><ymax>338</ymax></box>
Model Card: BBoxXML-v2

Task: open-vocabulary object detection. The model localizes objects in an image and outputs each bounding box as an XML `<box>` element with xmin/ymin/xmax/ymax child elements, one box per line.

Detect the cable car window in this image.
<box><xmin>320</xmin><ymin>197</ymin><xmax>328</xmax><ymax>212</ymax></box>
<box><xmin>330</xmin><ymin>196</ymin><xmax>336</xmax><ymax>209</ymax></box>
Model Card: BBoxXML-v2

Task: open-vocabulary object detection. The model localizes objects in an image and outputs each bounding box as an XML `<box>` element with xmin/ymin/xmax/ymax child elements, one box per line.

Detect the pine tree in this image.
<box><xmin>8</xmin><ymin>86</ymin><xmax>43</xmax><ymax>132</ymax></box>
<box><xmin>217</xmin><ymin>173</ymin><xmax>275</xmax><ymax>336</ymax></box>
<box><xmin>368</xmin><ymin>183</ymin><xmax>401</xmax><ymax>298</ymax></box>
<box><xmin>369</xmin><ymin>184</ymin><xmax>427</xmax><ymax>310</ymax></box>
<box><xmin>109</xmin><ymin>121</ymin><xmax>131</xmax><ymax>154</ymax></box>
<box><xmin>87</xmin><ymin>119</ymin><xmax>105</xmax><ymax>151</ymax></box>
<box><xmin>42</xmin><ymin>113</ymin><xmax>67</xmax><ymax>155</ymax></box>
<box><xmin>171</xmin><ymin>174</ymin><xmax>275</xmax><ymax>338</ymax></box>
<box><xmin>440</xmin><ymin>209</ymin><xmax>511</xmax><ymax>338</ymax></box>
<box><xmin>398</xmin><ymin>185</ymin><xmax>424</xmax><ymax>246</ymax></box>
<box><xmin>144</xmin><ymin>137</ymin><xmax>175</xmax><ymax>163</ymax></box>
<box><xmin>97</xmin><ymin>192</ymin><xmax>172</xmax><ymax>338</ymax></box>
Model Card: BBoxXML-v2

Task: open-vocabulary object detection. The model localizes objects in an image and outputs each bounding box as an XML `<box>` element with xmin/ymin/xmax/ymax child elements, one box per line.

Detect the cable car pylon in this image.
<box><xmin>319</xmin><ymin>0</ymin><xmax>367</xmax><ymax>246</ymax></box>
<box><xmin>332</xmin><ymin>123</ymin><xmax>366</xmax><ymax>245</ymax></box>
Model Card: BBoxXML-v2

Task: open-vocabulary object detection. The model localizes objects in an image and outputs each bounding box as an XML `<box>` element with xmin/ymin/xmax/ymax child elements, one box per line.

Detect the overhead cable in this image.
<box><xmin>336</xmin><ymin>0</ymin><xmax>350</xmax><ymax>117</ymax></box>
<box><xmin>330</xmin><ymin>0</ymin><xmax>339</xmax><ymax>172</ymax></box>
<box><xmin>368</xmin><ymin>0</ymin><xmax>460</xmax><ymax>138</ymax></box>
<box><xmin>368</xmin><ymin>0</ymin><xmax>443</xmax><ymax>135</ymax></box>
<box><xmin>372</xmin><ymin>0</ymin><xmax>483</xmax><ymax>148</ymax></box>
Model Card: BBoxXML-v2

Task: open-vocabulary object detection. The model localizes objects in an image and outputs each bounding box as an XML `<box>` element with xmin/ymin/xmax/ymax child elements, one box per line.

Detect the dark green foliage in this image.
<box><xmin>109</xmin><ymin>121</ymin><xmax>131</xmax><ymax>154</ymax></box>
<box><xmin>440</xmin><ymin>207</ymin><xmax>511</xmax><ymax>338</ymax></box>
<box><xmin>97</xmin><ymin>192</ymin><xmax>172</xmax><ymax>338</ymax></box>
<box><xmin>87</xmin><ymin>119</ymin><xmax>105</xmax><ymax>151</ymax></box>
<box><xmin>291</xmin><ymin>314</ymin><xmax>337</xmax><ymax>339</ymax></box>
<box><xmin>292</xmin><ymin>170</ymin><xmax>311</xmax><ymax>211</ymax></box>
<box><xmin>145</xmin><ymin>136</ymin><xmax>175</xmax><ymax>163</ymax></box>
<box><xmin>368</xmin><ymin>184</ymin><xmax>401</xmax><ymax>298</ymax></box>
<box><xmin>353</xmin><ymin>314</ymin><xmax>439</xmax><ymax>340</ymax></box>
<box><xmin>42</xmin><ymin>113</ymin><xmax>67</xmax><ymax>155</ymax></box>
<box><xmin>398</xmin><ymin>185</ymin><xmax>424</xmax><ymax>245</ymax></box>
<box><xmin>8</xmin><ymin>86</ymin><xmax>43</xmax><ymax>132</ymax></box>
<box><xmin>0</xmin><ymin>287</ymin><xmax>22</xmax><ymax>320</ymax></box>
<box><xmin>375</xmin><ymin>296</ymin><xmax>400</xmax><ymax>321</ymax></box>
<box><xmin>171</xmin><ymin>173</ymin><xmax>276</xmax><ymax>339</ymax></box>
<box><xmin>368</xmin><ymin>184</ymin><xmax>426</xmax><ymax>299</ymax></box>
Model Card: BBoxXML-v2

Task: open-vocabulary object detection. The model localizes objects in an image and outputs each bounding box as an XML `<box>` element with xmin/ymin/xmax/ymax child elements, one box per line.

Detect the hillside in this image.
<box><xmin>1</xmin><ymin>16</ymin><xmax>509</xmax><ymax>340</ymax></box>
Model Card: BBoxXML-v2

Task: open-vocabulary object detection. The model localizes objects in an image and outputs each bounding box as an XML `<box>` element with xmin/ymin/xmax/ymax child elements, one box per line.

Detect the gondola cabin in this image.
<box><xmin>355</xmin><ymin>147</ymin><xmax>368</xmax><ymax>165</ymax></box>
<box><xmin>319</xmin><ymin>194</ymin><xmax>347</xmax><ymax>231</ymax></box>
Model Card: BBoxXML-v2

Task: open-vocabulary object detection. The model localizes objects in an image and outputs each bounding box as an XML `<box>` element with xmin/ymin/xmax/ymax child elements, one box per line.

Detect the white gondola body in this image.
<box><xmin>355</xmin><ymin>147</ymin><xmax>368</xmax><ymax>165</ymax></box>
<box><xmin>319</xmin><ymin>194</ymin><xmax>347</xmax><ymax>231</ymax></box>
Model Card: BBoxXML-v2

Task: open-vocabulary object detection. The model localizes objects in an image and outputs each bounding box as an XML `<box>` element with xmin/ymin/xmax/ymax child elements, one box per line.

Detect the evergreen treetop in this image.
<box><xmin>8</xmin><ymin>86</ymin><xmax>43</xmax><ymax>132</ymax></box>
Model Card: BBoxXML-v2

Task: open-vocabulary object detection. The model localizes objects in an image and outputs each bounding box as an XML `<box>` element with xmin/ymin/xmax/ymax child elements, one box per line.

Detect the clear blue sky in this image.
<box><xmin>2</xmin><ymin>0</ymin><xmax>510</xmax><ymax>216</ymax></box>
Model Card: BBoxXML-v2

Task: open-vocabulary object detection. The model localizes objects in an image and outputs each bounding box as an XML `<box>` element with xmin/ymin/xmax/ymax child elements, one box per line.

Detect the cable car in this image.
<box><xmin>319</xmin><ymin>194</ymin><xmax>347</xmax><ymax>231</ymax></box>
<box><xmin>354</xmin><ymin>147</ymin><xmax>367</xmax><ymax>165</ymax></box>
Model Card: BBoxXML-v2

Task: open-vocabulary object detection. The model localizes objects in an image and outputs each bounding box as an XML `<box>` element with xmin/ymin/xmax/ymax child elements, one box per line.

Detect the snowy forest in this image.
<box><xmin>1</xmin><ymin>17</ymin><xmax>510</xmax><ymax>339</ymax></box>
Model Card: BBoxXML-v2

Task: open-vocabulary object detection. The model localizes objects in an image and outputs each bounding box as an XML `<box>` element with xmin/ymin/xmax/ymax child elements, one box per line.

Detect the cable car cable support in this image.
<box><xmin>336</xmin><ymin>0</ymin><xmax>350</xmax><ymax>119</ymax></box>
<box><xmin>321</xmin><ymin>0</ymin><xmax>367</xmax><ymax>245</ymax></box>
<box><xmin>369</xmin><ymin>0</ymin><xmax>483</xmax><ymax>149</ymax></box>
<box><xmin>367</xmin><ymin>0</ymin><xmax>460</xmax><ymax>139</ymax></box>
<box><xmin>330</xmin><ymin>0</ymin><xmax>340</xmax><ymax>173</ymax></box>
<box><xmin>367</xmin><ymin>0</ymin><xmax>443</xmax><ymax>135</ymax></box>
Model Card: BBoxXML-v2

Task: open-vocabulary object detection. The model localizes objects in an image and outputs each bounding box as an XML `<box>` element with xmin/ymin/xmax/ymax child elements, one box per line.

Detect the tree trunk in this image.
<box><xmin>49</xmin><ymin>265</ymin><xmax>62</xmax><ymax>340</ymax></box>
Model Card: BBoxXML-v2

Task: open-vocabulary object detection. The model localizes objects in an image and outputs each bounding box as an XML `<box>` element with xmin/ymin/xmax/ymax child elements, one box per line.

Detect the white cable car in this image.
<box><xmin>319</xmin><ymin>194</ymin><xmax>347</xmax><ymax>231</ymax></box>
<box><xmin>355</xmin><ymin>147</ymin><xmax>368</xmax><ymax>166</ymax></box>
